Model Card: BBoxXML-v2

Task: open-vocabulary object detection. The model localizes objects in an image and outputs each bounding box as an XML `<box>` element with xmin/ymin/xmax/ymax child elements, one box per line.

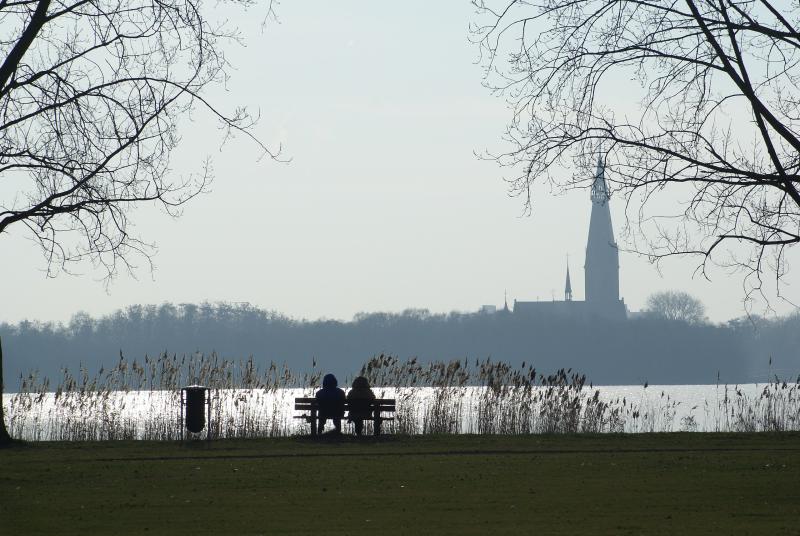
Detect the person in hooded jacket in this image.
<box><xmin>315</xmin><ymin>373</ymin><xmax>346</xmax><ymax>435</ymax></box>
<box><xmin>346</xmin><ymin>376</ymin><xmax>376</xmax><ymax>436</ymax></box>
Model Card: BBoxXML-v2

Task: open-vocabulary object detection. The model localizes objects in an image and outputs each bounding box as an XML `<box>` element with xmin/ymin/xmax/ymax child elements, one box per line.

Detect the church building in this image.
<box><xmin>510</xmin><ymin>159</ymin><xmax>627</xmax><ymax>320</ymax></box>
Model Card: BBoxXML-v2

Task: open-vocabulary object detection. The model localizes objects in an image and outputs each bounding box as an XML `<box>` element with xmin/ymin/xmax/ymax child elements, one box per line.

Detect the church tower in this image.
<box><xmin>584</xmin><ymin>158</ymin><xmax>622</xmax><ymax>316</ymax></box>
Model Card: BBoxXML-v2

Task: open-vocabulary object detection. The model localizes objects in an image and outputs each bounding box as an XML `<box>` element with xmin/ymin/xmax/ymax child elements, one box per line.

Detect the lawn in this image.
<box><xmin>2</xmin><ymin>433</ymin><xmax>799</xmax><ymax>535</ymax></box>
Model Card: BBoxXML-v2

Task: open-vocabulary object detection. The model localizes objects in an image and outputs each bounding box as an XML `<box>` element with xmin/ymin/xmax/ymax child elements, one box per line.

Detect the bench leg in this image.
<box><xmin>311</xmin><ymin>409</ymin><xmax>317</xmax><ymax>436</ymax></box>
<box><xmin>374</xmin><ymin>416</ymin><xmax>382</xmax><ymax>437</ymax></box>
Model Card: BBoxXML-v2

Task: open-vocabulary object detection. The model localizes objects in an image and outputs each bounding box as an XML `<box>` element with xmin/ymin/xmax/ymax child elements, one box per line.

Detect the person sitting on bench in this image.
<box><xmin>347</xmin><ymin>376</ymin><xmax>376</xmax><ymax>436</ymax></box>
<box><xmin>315</xmin><ymin>373</ymin><xmax>346</xmax><ymax>435</ymax></box>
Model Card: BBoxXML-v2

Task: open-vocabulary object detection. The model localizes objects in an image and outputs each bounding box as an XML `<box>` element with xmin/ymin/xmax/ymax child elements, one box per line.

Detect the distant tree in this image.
<box><xmin>645</xmin><ymin>291</ymin><xmax>707</xmax><ymax>324</ymax></box>
<box><xmin>473</xmin><ymin>0</ymin><xmax>800</xmax><ymax>302</ymax></box>
<box><xmin>0</xmin><ymin>0</ymin><xmax>279</xmax><ymax>444</ymax></box>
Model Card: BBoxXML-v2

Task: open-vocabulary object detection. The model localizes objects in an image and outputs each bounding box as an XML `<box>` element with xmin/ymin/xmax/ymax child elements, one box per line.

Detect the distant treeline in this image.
<box><xmin>1</xmin><ymin>302</ymin><xmax>799</xmax><ymax>388</ymax></box>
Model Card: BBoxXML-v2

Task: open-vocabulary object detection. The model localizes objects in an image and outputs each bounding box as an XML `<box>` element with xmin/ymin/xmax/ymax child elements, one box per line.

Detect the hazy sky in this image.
<box><xmin>1</xmin><ymin>1</ymin><xmax>797</xmax><ymax>324</ymax></box>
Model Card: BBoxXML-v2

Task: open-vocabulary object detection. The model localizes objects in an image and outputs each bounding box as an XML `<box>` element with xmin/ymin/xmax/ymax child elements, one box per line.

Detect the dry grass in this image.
<box><xmin>4</xmin><ymin>353</ymin><xmax>800</xmax><ymax>441</ymax></box>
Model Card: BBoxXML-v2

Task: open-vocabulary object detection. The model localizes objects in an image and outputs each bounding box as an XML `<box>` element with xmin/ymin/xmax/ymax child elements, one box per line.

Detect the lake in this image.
<box><xmin>4</xmin><ymin>381</ymin><xmax>798</xmax><ymax>441</ymax></box>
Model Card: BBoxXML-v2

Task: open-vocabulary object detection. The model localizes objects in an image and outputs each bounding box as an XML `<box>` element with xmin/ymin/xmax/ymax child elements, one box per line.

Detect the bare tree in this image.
<box><xmin>645</xmin><ymin>291</ymin><xmax>707</xmax><ymax>323</ymax></box>
<box><xmin>472</xmin><ymin>0</ymin><xmax>800</xmax><ymax>304</ymax></box>
<box><xmin>0</xmin><ymin>0</ymin><xmax>278</xmax><ymax>444</ymax></box>
<box><xmin>0</xmin><ymin>337</ymin><xmax>9</xmax><ymax>443</ymax></box>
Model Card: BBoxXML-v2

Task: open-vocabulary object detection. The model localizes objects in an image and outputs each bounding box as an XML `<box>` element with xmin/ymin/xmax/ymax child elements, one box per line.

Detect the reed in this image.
<box><xmin>4</xmin><ymin>353</ymin><xmax>799</xmax><ymax>441</ymax></box>
<box><xmin>6</xmin><ymin>352</ymin><xmax>321</xmax><ymax>441</ymax></box>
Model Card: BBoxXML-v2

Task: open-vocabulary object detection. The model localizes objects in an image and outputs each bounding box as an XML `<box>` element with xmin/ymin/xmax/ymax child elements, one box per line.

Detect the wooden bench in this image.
<box><xmin>294</xmin><ymin>397</ymin><xmax>396</xmax><ymax>436</ymax></box>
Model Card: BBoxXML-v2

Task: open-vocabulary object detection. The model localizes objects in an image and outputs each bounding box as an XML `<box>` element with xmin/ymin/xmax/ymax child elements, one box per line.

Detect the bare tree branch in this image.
<box><xmin>473</xmin><ymin>0</ymin><xmax>800</xmax><ymax>307</ymax></box>
<box><xmin>0</xmin><ymin>0</ymin><xmax>280</xmax><ymax>280</ymax></box>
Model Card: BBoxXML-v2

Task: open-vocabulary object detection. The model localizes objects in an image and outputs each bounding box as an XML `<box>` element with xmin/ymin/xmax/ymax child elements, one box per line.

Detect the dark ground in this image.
<box><xmin>2</xmin><ymin>433</ymin><xmax>799</xmax><ymax>535</ymax></box>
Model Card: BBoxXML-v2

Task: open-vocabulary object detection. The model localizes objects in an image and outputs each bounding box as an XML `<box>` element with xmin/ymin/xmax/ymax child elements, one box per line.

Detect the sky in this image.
<box><xmin>1</xmin><ymin>1</ymin><xmax>798</xmax><ymax>325</ymax></box>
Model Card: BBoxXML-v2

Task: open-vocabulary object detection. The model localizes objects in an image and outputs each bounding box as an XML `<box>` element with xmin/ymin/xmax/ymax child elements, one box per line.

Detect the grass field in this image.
<box><xmin>2</xmin><ymin>433</ymin><xmax>800</xmax><ymax>535</ymax></box>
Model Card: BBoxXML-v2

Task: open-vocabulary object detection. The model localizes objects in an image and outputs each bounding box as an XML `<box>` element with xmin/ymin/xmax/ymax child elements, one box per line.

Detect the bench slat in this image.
<box><xmin>295</xmin><ymin>399</ymin><xmax>395</xmax><ymax>411</ymax></box>
<box><xmin>294</xmin><ymin>405</ymin><xmax>396</xmax><ymax>411</ymax></box>
<box><xmin>294</xmin><ymin>401</ymin><xmax>396</xmax><ymax>406</ymax></box>
<box><xmin>293</xmin><ymin>415</ymin><xmax>395</xmax><ymax>421</ymax></box>
<box><xmin>294</xmin><ymin>397</ymin><xmax>395</xmax><ymax>404</ymax></box>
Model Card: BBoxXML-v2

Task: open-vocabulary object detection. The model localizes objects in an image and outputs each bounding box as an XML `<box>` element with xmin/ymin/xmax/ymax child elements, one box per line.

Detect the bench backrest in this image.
<box><xmin>294</xmin><ymin>397</ymin><xmax>396</xmax><ymax>412</ymax></box>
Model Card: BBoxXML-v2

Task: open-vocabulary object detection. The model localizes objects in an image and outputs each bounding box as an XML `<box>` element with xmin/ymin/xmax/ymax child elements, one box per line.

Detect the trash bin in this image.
<box><xmin>180</xmin><ymin>385</ymin><xmax>211</xmax><ymax>439</ymax></box>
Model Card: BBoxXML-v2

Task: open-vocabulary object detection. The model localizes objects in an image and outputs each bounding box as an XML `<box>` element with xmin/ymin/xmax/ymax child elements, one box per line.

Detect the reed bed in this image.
<box><xmin>6</xmin><ymin>352</ymin><xmax>320</xmax><ymax>441</ymax></box>
<box><xmin>4</xmin><ymin>353</ymin><xmax>800</xmax><ymax>441</ymax></box>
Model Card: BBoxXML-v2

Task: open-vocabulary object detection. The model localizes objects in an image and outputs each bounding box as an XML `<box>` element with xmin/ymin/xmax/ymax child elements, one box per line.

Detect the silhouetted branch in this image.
<box><xmin>473</xmin><ymin>0</ymin><xmax>800</xmax><ymax>306</ymax></box>
<box><xmin>0</xmin><ymin>0</ymin><xmax>280</xmax><ymax>279</ymax></box>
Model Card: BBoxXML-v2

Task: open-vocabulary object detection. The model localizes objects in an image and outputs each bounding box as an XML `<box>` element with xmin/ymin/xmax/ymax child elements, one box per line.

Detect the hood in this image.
<box><xmin>352</xmin><ymin>376</ymin><xmax>370</xmax><ymax>389</ymax></box>
<box><xmin>322</xmin><ymin>373</ymin><xmax>338</xmax><ymax>389</ymax></box>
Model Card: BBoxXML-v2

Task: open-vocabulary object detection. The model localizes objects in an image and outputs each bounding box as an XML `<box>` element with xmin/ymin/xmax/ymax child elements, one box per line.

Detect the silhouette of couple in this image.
<box><xmin>315</xmin><ymin>373</ymin><xmax>375</xmax><ymax>436</ymax></box>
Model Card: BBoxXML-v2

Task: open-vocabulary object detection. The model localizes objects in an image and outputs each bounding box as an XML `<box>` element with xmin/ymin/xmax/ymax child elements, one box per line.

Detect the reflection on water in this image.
<box><xmin>4</xmin><ymin>382</ymin><xmax>799</xmax><ymax>441</ymax></box>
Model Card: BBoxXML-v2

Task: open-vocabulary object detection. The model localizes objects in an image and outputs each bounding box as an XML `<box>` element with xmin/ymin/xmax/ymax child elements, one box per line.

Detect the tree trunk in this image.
<box><xmin>0</xmin><ymin>336</ymin><xmax>13</xmax><ymax>445</ymax></box>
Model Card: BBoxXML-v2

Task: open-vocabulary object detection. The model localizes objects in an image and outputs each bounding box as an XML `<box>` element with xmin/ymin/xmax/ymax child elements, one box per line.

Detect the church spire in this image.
<box><xmin>503</xmin><ymin>289</ymin><xmax>510</xmax><ymax>312</ymax></box>
<box><xmin>590</xmin><ymin>156</ymin><xmax>610</xmax><ymax>205</ymax></box>
<box><xmin>564</xmin><ymin>259</ymin><xmax>573</xmax><ymax>302</ymax></box>
<box><xmin>585</xmin><ymin>155</ymin><xmax>622</xmax><ymax>315</ymax></box>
